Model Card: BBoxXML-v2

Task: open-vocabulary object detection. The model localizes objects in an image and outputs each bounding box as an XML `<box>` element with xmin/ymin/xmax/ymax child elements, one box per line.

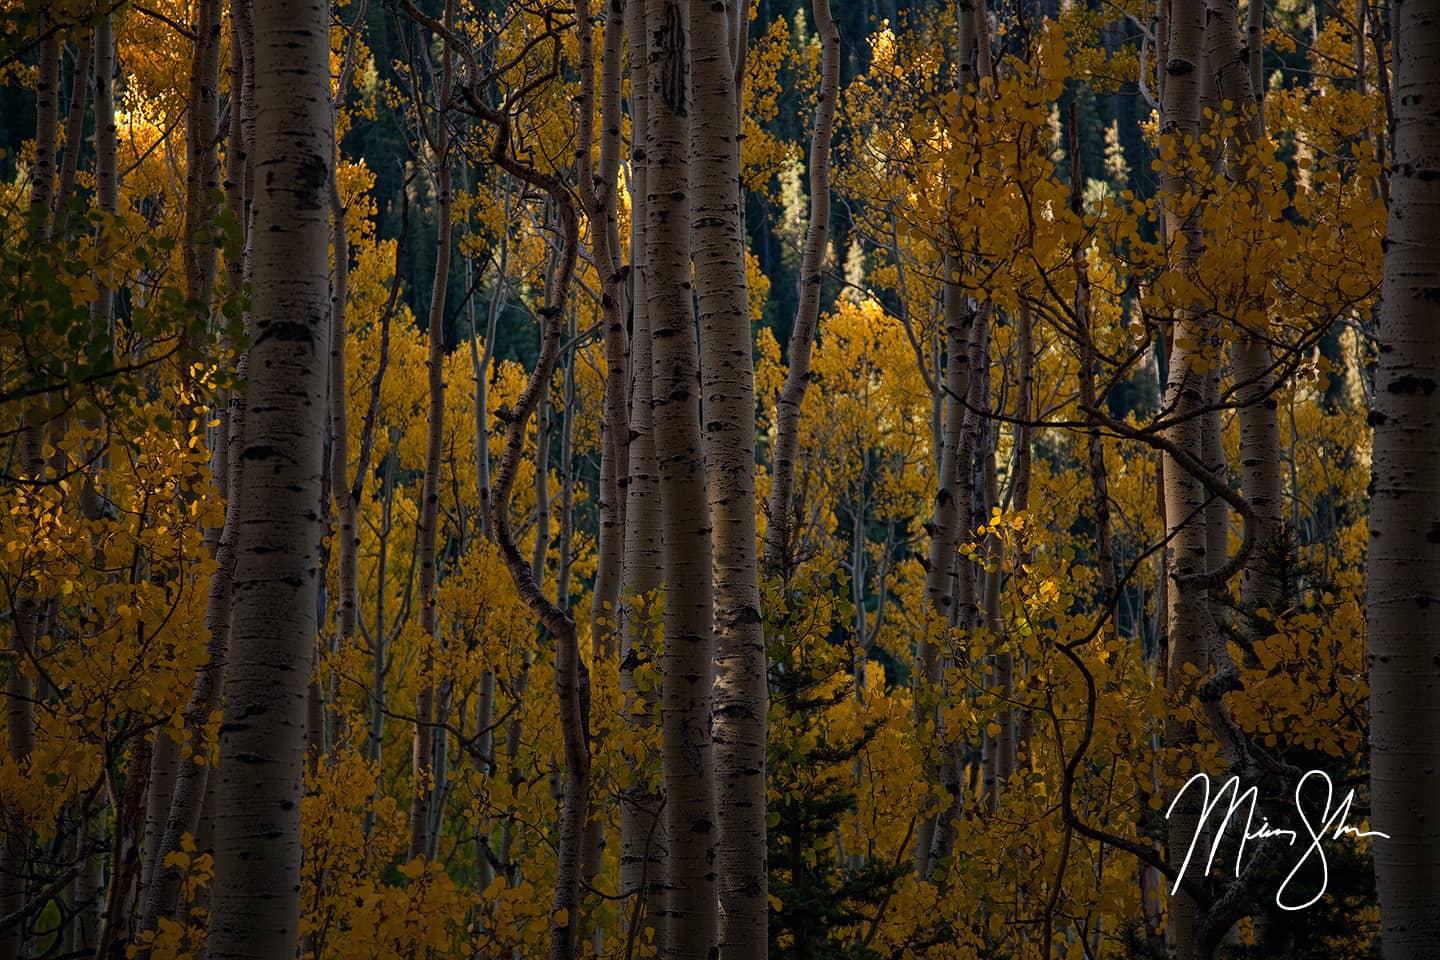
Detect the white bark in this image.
<box><xmin>206</xmin><ymin>0</ymin><xmax>332</xmax><ymax>954</ymax></box>
<box><xmin>1368</xmin><ymin>0</ymin><xmax>1440</xmax><ymax>950</ymax></box>
<box><xmin>643</xmin><ymin>2</ymin><xmax>719</xmax><ymax>953</ymax></box>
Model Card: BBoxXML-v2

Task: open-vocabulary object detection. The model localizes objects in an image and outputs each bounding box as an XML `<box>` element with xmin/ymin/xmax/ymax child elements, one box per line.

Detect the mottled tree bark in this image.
<box><xmin>1158</xmin><ymin>0</ymin><xmax>1217</xmax><ymax>952</ymax></box>
<box><xmin>183</xmin><ymin>0</ymin><xmax>223</xmax><ymax>322</ymax></box>
<box><xmin>575</xmin><ymin>4</ymin><xmax>629</xmax><ymax>931</ymax></box>
<box><xmin>1368</xmin><ymin>0</ymin><xmax>1440</xmax><ymax>950</ymax></box>
<box><xmin>643</xmin><ymin>1</ymin><xmax>719</xmax><ymax>954</ymax></box>
<box><xmin>51</xmin><ymin>35</ymin><xmax>92</xmax><ymax>239</ymax></box>
<box><xmin>763</xmin><ymin>0</ymin><xmax>839</xmax><ymax>579</ymax></box>
<box><xmin>915</xmin><ymin>0</ymin><xmax>979</xmax><ymax>878</ymax></box>
<box><xmin>206</xmin><ymin>0</ymin><xmax>332</xmax><ymax>955</ymax></box>
<box><xmin>408</xmin><ymin>1</ymin><xmax>454</xmax><ymax>863</ymax></box>
<box><xmin>689</xmin><ymin>1</ymin><xmax>768</xmax><ymax>955</ymax></box>
<box><xmin>1</xmin><ymin>29</ymin><xmax>60</xmax><ymax>960</ymax></box>
<box><xmin>618</xmin><ymin>0</ymin><xmax>666</xmax><ymax>925</ymax></box>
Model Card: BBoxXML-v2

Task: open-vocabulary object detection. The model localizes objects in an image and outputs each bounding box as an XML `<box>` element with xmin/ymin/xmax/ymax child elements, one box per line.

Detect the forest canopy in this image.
<box><xmin>0</xmin><ymin>0</ymin><xmax>1436</xmax><ymax>958</ymax></box>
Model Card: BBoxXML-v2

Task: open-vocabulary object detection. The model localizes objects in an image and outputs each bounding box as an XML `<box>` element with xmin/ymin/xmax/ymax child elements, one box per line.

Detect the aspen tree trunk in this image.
<box><xmin>689</xmin><ymin>1</ymin><xmax>769</xmax><ymax>954</ymax></box>
<box><xmin>326</xmin><ymin>13</ymin><xmax>370</xmax><ymax>761</ymax></box>
<box><xmin>1209</xmin><ymin>0</ymin><xmax>1286</xmax><ymax>643</ymax></box>
<box><xmin>134</xmin><ymin>6</ymin><xmax>258</xmax><ymax>934</ymax></box>
<box><xmin>1012</xmin><ymin>302</ymin><xmax>1033</xmax><ymax>771</ymax></box>
<box><xmin>1368</xmin><ymin>0</ymin><xmax>1440</xmax><ymax>949</ymax></box>
<box><xmin>52</xmin><ymin>36</ymin><xmax>92</xmax><ymax>239</ymax></box>
<box><xmin>577</xmin><ymin>0</ymin><xmax>630</xmax><ymax>637</ymax></box>
<box><xmin>73</xmin><ymin>20</ymin><xmax>116</xmax><ymax>953</ymax></box>
<box><xmin>138</xmin><ymin>737</ymin><xmax>178</xmax><ymax>904</ymax></box>
<box><xmin>619</xmin><ymin>0</ymin><xmax>666</xmax><ymax>920</ymax></box>
<box><xmin>764</xmin><ymin>0</ymin><xmax>840</xmax><ymax>578</ymax></box>
<box><xmin>1158</xmin><ymin>0</ymin><xmax>1219</xmax><ymax>952</ymax></box>
<box><xmin>206</xmin><ymin>0</ymin><xmax>331</xmax><ymax>955</ymax></box>
<box><xmin>409</xmin><ymin>11</ymin><xmax>453</xmax><ymax>860</ymax></box>
<box><xmin>0</xmin><ymin>31</ymin><xmax>60</xmax><ymax>960</ymax></box>
<box><xmin>643</xmin><ymin>1</ymin><xmax>719</xmax><ymax>953</ymax></box>
<box><xmin>79</xmin><ymin>13</ymin><xmax>118</xmax><ymax>526</ymax></box>
<box><xmin>981</xmin><ymin>418</ymin><xmax>1011</xmax><ymax>795</ymax></box>
<box><xmin>916</xmin><ymin>0</ymin><xmax>978</xmax><ymax>877</ymax></box>
<box><xmin>29</xmin><ymin>29</ymin><xmax>59</xmax><ymax>232</ymax></box>
<box><xmin>94</xmin><ymin>736</ymin><xmax>151</xmax><ymax>960</ymax></box>
<box><xmin>575</xmin><ymin>3</ymin><xmax>629</xmax><ymax>924</ymax></box>
<box><xmin>184</xmin><ymin>0</ymin><xmax>223</xmax><ymax>322</ymax></box>
<box><xmin>1071</xmin><ymin>116</ymin><xmax>1117</xmax><ymax>617</ymax></box>
<box><xmin>137</xmin><ymin>362</ymin><xmax>247</xmax><ymax>950</ymax></box>
<box><xmin>471</xmin><ymin>178</ymin><xmax>506</xmax><ymax>545</ymax></box>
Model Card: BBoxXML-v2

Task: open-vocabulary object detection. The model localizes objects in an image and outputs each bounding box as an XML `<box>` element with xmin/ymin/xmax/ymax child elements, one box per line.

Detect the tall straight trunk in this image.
<box><xmin>137</xmin><ymin>0</ymin><xmax>241</xmax><ymax>922</ymax></box>
<box><xmin>1</xmin><ymin>31</ymin><xmax>60</xmax><ymax>960</ymax></box>
<box><xmin>1158</xmin><ymin>0</ymin><xmax>1218</xmax><ymax>953</ymax></box>
<box><xmin>80</xmin><ymin>14</ymin><xmax>118</xmax><ymax>525</ymax></box>
<box><xmin>1208</xmin><ymin>0</ymin><xmax>1286</xmax><ymax>644</ymax></box>
<box><xmin>931</xmin><ymin>308</ymin><xmax>984</xmax><ymax>863</ymax></box>
<box><xmin>915</xmin><ymin>0</ymin><xmax>978</xmax><ymax>877</ymax></box>
<box><xmin>71</xmin><ymin>21</ymin><xmax>116</xmax><ymax>953</ymax></box>
<box><xmin>93</xmin><ymin>736</ymin><xmax>151</xmax><ymax>960</ymax></box>
<box><xmin>1070</xmin><ymin>115</ymin><xmax>1117</xmax><ymax>616</ymax></box>
<box><xmin>1368</xmin><ymin>0</ymin><xmax>1440</xmax><ymax>950</ymax></box>
<box><xmin>643</xmin><ymin>1</ymin><xmax>718</xmax><ymax>953</ymax></box>
<box><xmin>576</xmin><ymin>3</ymin><xmax>629</xmax><ymax>926</ymax></box>
<box><xmin>28</xmin><ymin>28</ymin><xmax>59</xmax><ymax>233</ymax></box>
<box><xmin>471</xmin><ymin>178</ymin><xmax>505</xmax><ymax>544</ymax></box>
<box><xmin>578</xmin><ymin>0</ymin><xmax>630</xmax><ymax>641</ymax></box>
<box><xmin>619</xmin><ymin>0</ymin><xmax>665</xmax><ymax>921</ymax></box>
<box><xmin>763</xmin><ymin>0</ymin><xmax>840</xmax><ymax>578</ymax></box>
<box><xmin>52</xmin><ymin>35</ymin><xmax>92</xmax><ymax>239</ymax></box>
<box><xmin>184</xmin><ymin>0</ymin><xmax>223</xmax><ymax>318</ymax></box>
<box><xmin>1011</xmin><ymin>303</ymin><xmax>1033</xmax><ymax>770</ymax></box>
<box><xmin>690</xmin><ymin>2</ymin><xmax>767</xmax><ymax>955</ymax></box>
<box><xmin>328</xmin><ymin>17</ymin><xmax>370</xmax><ymax>749</ymax></box>
<box><xmin>138</xmin><ymin>736</ymin><xmax>178</xmax><ymax>902</ymax></box>
<box><xmin>409</xmin><ymin>15</ymin><xmax>453</xmax><ymax>860</ymax></box>
<box><xmin>206</xmin><ymin>0</ymin><xmax>331</xmax><ymax>955</ymax></box>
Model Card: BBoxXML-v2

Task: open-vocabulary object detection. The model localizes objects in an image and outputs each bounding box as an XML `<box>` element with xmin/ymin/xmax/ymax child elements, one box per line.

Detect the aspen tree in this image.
<box><xmin>1368</xmin><ymin>0</ymin><xmax>1440</xmax><ymax>948</ymax></box>
<box><xmin>183</xmin><ymin>0</ymin><xmax>223</xmax><ymax>326</ymax></box>
<box><xmin>72</xmin><ymin>19</ymin><xmax>116</xmax><ymax>948</ymax></box>
<box><xmin>1157</xmin><ymin>0</ymin><xmax>1220</xmax><ymax>951</ymax></box>
<box><xmin>408</xmin><ymin>0</ymin><xmax>455</xmax><ymax>863</ymax></box>
<box><xmin>765</xmin><ymin>0</ymin><xmax>840</xmax><ymax>578</ymax></box>
<box><xmin>206</xmin><ymin>0</ymin><xmax>332</xmax><ymax>955</ymax></box>
<box><xmin>618</xmin><ymin>0</ymin><xmax>666</xmax><ymax>921</ymax></box>
<box><xmin>690</xmin><ymin>0</ymin><xmax>770</xmax><ymax>953</ymax></box>
<box><xmin>916</xmin><ymin>0</ymin><xmax>980</xmax><ymax>878</ymax></box>
<box><xmin>575</xmin><ymin>2</ymin><xmax>628</xmax><ymax>923</ymax></box>
<box><xmin>51</xmin><ymin>35</ymin><xmax>91</xmax><ymax>240</ymax></box>
<box><xmin>642</xmin><ymin>0</ymin><xmax>719</xmax><ymax>952</ymax></box>
<box><xmin>1207</xmin><ymin>0</ymin><xmax>1287</xmax><ymax>647</ymax></box>
<box><xmin>133</xmin><ymin>0</ymin><xmax>268</xmax><ymax>938</ymax></box>
<box><xmin>1</xmin><ymin>28</ymin><xmax>59</xmax><ymax>960</ymax></box>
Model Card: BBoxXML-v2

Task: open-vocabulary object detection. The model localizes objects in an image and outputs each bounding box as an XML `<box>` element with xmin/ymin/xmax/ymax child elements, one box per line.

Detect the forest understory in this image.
<box><xmin>1</xmin><ymin>0</ymin><xmax>1437</xmax><ymax>958</ymax></box>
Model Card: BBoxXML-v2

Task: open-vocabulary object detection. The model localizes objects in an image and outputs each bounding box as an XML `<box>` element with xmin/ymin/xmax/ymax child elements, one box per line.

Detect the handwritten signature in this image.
<box><xmin>1165</xmin><ymin>769</ymin><xmax>1390</xmax><ymax>911</ymax></box>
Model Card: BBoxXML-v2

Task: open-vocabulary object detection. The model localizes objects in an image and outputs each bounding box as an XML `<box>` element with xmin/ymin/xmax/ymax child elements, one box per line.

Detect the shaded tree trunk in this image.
<box><xmin>643</xmin><ymin>1</ymin><xmax>719</xmax><ymax>953</ymax></box>
<box><xmin>1368</xmin><ymin>0</ymin><xmax>1440</xmax><ymax>950</ymax></box>
<box><xmin>206</xmin><ymin>0</ymin><xmax>332</xmax><ymax>955</ymax></box>
<box><xmin>690</xmin><ymin>0</ymin><xmax>769</xmax><ymax>955</ymax></box>
<box><xmin>409</xmin><ymin>4</ymin><xmax>454</xmax><ymax>861</ymax></box>
<box><xmin>763</xmin><ymin>0</ymin><xmax>840</xmax><ymax>579</ymax></box>
<box><xmin>618</xmin><ymin>0</ymin><xmax>666</xmax><ymax>928</ymax></box>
